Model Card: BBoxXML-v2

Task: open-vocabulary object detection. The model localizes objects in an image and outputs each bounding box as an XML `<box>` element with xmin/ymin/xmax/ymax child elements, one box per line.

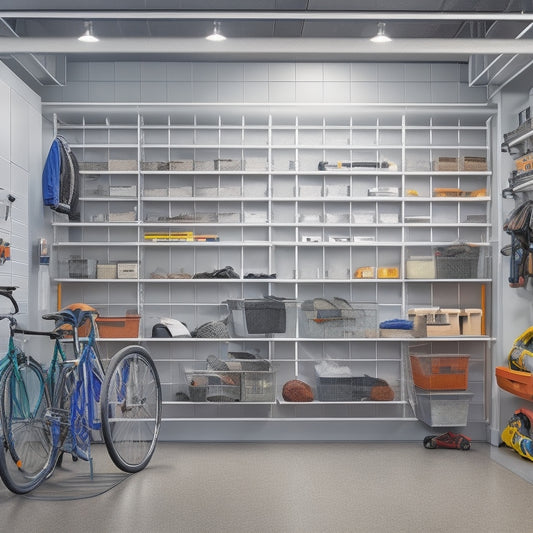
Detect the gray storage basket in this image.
<box><xmin>434</xmin><ymin>245</ymin><xmax>480</xmax><ymax>279</ymax></box>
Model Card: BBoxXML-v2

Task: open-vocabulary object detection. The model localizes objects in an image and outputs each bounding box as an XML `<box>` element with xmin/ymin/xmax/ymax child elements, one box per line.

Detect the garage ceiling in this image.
<box><xmin>0</xmin><ymin>1</ymin><xmax>532</xmax><ymax>90</ymax></box>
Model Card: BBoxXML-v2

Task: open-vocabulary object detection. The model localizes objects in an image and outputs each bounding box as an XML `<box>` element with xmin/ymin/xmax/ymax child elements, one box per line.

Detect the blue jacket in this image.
<box><xmin>42</xmin><ymin>138</ymin><xmax>61</xmax><ymax>207</ymax></box>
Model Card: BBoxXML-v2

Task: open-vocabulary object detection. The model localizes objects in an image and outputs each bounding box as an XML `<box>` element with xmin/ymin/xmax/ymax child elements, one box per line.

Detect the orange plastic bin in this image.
<box><xmin>410</xmin><ymin>354</ymin><xmax>469</xmax><ymax>390</ymax></box>
<box><xmin>96</xmin><ymin>315</ymin><xmax>140</xmax><ymax>338</ymax></box>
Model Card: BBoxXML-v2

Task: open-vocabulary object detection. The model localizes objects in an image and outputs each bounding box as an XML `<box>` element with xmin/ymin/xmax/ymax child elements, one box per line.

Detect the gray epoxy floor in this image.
<box><xmin>1</xmin><ymin>441</ymin><xmax>532</xmax><ymax>533</ymax></box>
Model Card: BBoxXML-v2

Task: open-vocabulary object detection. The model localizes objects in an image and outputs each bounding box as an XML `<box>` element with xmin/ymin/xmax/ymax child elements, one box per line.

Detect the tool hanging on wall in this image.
<box><xmin>0</xmin><ymin>239</ymin><xmax>11</xmax><ymax>265</ymax></box>
<box><xmin>502</xmin><ymin>200</ymin><xmax>533</xmax><ymax>287</ymax></box>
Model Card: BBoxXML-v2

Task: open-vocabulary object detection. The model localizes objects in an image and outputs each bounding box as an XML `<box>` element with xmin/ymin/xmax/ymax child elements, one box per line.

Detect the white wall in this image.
<box><xmin>0</xmin><ymin>62</ymin><xmax>41</xmax><ymax>349</ymax></box>
<box><xmin>39</xmin><ymin>61</ymin><xmax>486</xmax><ymax>106</ymax></box>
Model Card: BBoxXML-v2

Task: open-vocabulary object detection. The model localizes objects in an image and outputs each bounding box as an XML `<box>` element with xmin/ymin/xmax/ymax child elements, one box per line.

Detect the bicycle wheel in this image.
<box><xmin>0</xmin><ymin>358</ymin><xmax>57</xmax><ymax>494</ymax></box>
<box><xmin>101</xmin><ymin>346</ymin><xmax>161</xmax><ymax>473</ymax></box>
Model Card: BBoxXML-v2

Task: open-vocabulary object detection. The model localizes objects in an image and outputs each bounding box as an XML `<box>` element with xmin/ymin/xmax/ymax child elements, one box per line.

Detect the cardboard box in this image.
<box><xmin>108</xmin><ymin>159</ymin><xmax>137</xmax><ymax>171</ymax></box>
<box><xmin>432</xmin><ymin>157</ymin><xmax>459</xmax><ymax>171</ymax></box>
<box><xmin>408</xmin><ymin>308</ymin><xmax>461</xmax><ymax>337</ymax></box>
<box><xmin>141</xmin><ymin>161</ymin><xmax>169</xmax><ymax>171</ymax></box>
<box><xmin>169</xmin><ymin>160</ymin><xmax>193</xmax><ymax>171</ymax></box>
<box><xmin>460</xmin><ymin>308</ymin><xmax>482</xmax><ymax>335</ymax></box>
<box><xmin>97</xmin><ymin>264</ymin><xmax>117</xmax><ymax>279</ymax></box>
<box><xmin>117</xmin><ymin>262</ymin><xmax>138</xmax><ymax>279</ymax></box>
<box><xmin>110</xmin><ymin>185</ymin><xmax>137</xmax><ymax>197</ymax></box>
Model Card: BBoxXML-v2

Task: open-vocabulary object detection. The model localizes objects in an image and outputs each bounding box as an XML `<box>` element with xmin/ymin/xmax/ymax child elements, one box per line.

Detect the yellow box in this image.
<box><xmin>377</xmin><ymin>267</ymin><xmax>399</xmax><ymax>279</ymax></box>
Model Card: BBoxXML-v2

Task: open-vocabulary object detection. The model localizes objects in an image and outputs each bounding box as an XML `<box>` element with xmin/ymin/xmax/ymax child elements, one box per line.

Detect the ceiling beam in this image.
<box><xmin>1</xmin><ymin>11</ymin><xmax>533</xmax><ymax>22</ymax></box>
<box><xmin>0</xmin><ymin>38</ymin><xmax>530</xmax><ymax>58</ymax></box>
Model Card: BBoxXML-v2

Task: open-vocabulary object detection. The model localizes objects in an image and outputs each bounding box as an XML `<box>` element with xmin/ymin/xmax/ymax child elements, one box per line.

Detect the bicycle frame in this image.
<box><xmin>46</xmin><ymin>311</ymin><xmax>106</xmax><ymax>463</ymax></box>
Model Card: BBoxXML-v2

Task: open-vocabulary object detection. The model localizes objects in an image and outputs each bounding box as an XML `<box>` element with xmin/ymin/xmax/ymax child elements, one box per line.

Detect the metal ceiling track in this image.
<box><xmin>0</xmin><ymin>11</ymin><xmax>533</xmax><ymax>21</ymax></box>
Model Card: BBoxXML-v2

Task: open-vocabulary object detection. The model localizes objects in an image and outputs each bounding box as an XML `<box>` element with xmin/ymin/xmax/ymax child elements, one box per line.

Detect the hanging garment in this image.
<box><xmin>42</xmin><ymin>136</ymin><xmax>80</xmax><ymax>221</ymax></box>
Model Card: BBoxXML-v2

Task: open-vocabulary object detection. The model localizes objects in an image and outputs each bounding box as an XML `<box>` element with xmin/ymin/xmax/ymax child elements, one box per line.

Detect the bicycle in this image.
<box><xmin>0</xmin><ymin>287</ymin><xmax>162</xmax><ymax>494</ymax></box>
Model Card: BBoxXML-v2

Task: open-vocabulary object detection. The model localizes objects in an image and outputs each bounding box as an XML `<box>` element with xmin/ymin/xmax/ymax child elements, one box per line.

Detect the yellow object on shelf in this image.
<box><xmin>433</xmin><ymin>187</ymin><xmax>487</xmax><ymax>198</ymax></box>
<box><xmin>433</xmin><ymin>188</ymin><xmax>462</xmax><ymax>197</ymax></box>
<box><xmin>144</xmin><ymin>232</ymin><xmax>194</xmax><ymax>241</ymax></box>
<box><xmin>354</xmin><ymin>266</ymin><xmax>376</xmax><ymax>279</ymax></box>
<box><xmin>464</xmin><ymin>188</ymin><xmax>487</xmax><ymax>197</ymax></box>
<box><xmin>516</xmin><ymin>153</ymin><xmax>533</xmax><ymax>172</ymax></box>
<box><xmin>377</xmin><ymin>267</ymin><xmax>400</xmax><ymax>279</ymax></box>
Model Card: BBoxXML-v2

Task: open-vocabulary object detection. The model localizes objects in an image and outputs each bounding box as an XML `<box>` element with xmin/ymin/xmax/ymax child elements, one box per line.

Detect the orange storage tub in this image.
<box><xmin>410</xmin><ymin>354</ymin><xmax>469</xmax><ymax>390</ymax></box>
<box><xmin>96</xmin><ymin>315</ymin><xmax>140</xmax><ymax>338</ymax></box>
<box><xmin>495</xmin><ymin>366</ymin><xmax>533</xmax><ymax>400</ymax></box>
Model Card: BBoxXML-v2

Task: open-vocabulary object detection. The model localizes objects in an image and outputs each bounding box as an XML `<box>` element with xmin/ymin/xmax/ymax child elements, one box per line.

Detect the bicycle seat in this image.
<box><xmin>43</xmin><ymin>303</ymin><xmax>98</xmax><ymax>330</ymax></box>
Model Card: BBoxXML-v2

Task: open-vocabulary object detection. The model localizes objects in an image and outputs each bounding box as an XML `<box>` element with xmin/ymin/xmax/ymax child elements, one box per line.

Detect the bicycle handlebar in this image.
<box><xmin>0</xmin><ymin>286</ymin><xmax>19</xmax><ymax>315</ymax></box>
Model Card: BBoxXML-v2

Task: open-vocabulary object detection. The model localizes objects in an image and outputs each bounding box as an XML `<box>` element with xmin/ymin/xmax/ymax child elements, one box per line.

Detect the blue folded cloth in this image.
<box><xmin>379</xmin><ymin>319</ymin><xmax>413</xmax><ymax>330</ymax></box>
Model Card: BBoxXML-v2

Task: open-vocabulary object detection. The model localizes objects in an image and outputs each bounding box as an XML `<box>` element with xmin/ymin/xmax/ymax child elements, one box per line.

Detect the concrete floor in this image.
<box><xmin>1</xmin><ymin>441</ymin><xmax>532</xmax><ymax>533</ymax></box>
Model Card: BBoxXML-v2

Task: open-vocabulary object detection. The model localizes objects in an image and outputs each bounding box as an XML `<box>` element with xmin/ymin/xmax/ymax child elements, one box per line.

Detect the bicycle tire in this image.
<box><xmin>0</xmin><ymin>359</ymin><xmax>58</xmax><ymax>494</ymax></box>
<box><xmin>101</xmin><ymin>346</ymin><xmax>161</xmax><ymax>473</ymax></box>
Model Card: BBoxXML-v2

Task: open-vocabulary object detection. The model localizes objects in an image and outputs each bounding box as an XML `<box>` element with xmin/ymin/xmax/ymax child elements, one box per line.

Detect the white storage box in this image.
<box><xmin>353</xmin><ymin>212</ymin><xmax>376</xmax><ymax>224</ymax></box>
<box><xmin>325</xmin><ymin>213</ymin><xmax>350</xmax><ymax>223</ymax></box>
<box><xmin>143</xmin><ymin>188</ymin><xmax>167</xmax><ymax>197</ymax></box>
<box><xmin>299</xmin><ymin>214</ymin><xmax>322</xmax><ymax>223</ymax></box>
<box><xmin>109</xmin><ymin>211</ymin><xmax>136</xmax><ymax>222</ymax></box>
<box><xmin>378</xmin><ymin>213</ymin><xmax>399</xmax><ymax>224</ymax></box>
<box><xmin>169</xmin><ymin>186</ymin><xmax>193</xmax><ymax>197</ymax></box>
<box><xmin>215</xmin><ymin>159</ymin><xmax>242</xmax><ymax>171</ymax></box>
<box><xmin>326</xmin><ymin>184</ymin><xmax>350</xmax><ymax>196</ymax></box>
<box><xmin>117</xmin><ymin>263</ymin><xmax>138</xmax><ymax>279</ymax></box>
<box><xmin>219</xmin><ymin>186</ymin><xmax>241</xmax><ymax>197</ymax></box>
<box><xmin>141</xmin><ymin>161</ymin><xmax>169</xmax><ymax>171</ymax></box>
<box><xmin>194</xmin><ymin>160</ymin><xmax>215</xmax><ymax>171</ymax></box>
<box><xmin>78</xmin><ymin>161</ymin><xmax>108</xmax><ymax>171</ymax></box>
<box><xmin>368</xmin><ymin>187</ymin><xmax>400</xmax><ymax>197</ymax></box>
<box><xmin>97</xmin><ymin>264</ymin><xmax>117</xmax><ymax>279</ymax></box>
<box><xmin>170</xmin><ymin>160</ymin><xmax>194</xmax><ymax>171</ymax></box>
<box><xmin>195</xmin><ymin>186</ymin><xmax>218</xmax><ymax>197</ymax></box>
<box><xmin>108</xmin><ymin>159</ymin><xmax>137</xmax><ymax>171</ymax></box>
<box><xmin>406</xmin><ymin>256</ymin><xmax>436</xmax><ymax>279</ymax></box>
<box><xmin>110</xmin><ymin>185</ymin><xmax>137</xmax><ymax>197</ymax></box>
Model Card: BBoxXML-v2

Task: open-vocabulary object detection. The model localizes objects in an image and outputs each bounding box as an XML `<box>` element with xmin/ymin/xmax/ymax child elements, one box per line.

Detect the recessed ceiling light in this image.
<box><xmin>78</xmin><ymin>21</ymin><xmax>99</xmax><ymax>43</ymax></box>
<box><xmin>206</xmin><ymin>21</ymin><xmax>226</xmax><ymax>42</ymax></box>
<box><xmin>370</xmin><ymin>22</ymin><xmax>392</xmax><ymax>44</ymax></box>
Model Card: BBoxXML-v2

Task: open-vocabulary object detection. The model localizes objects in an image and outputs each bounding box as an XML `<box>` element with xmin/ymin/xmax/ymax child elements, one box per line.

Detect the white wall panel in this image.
<box><xmin>88</xmin><ymin>61</ymin><xmax>115</xmax><ymax>81</ymax></box>
<box><xmin>218</xmin><ymin>63</ymin><xmax>244</xmax><ymax>82</ymax></box>
<box><xmin>116</xmin><ymin>81</ymin><xmax>142</xmax><ymax>102</ymax></box>
<box><xmin>244</xmin><ymin>63</ymin><xmax>269</xmax><ymax>81</ymax></box>
<box><xmin>166</xmin><ymin>62</ymin><xmax>192</xmax><ymax>82</ymax></box>
<box><xmin>10</xmin><ymin>91</ymin><xmax>29</xmax><ymax>171</ymax></box>
<box><xmin>324</xmin><ymin>63</ymin><xmax>350</xmax><ymax>81</ymax></box>
<box><xmin>0</xmin><ymin>81</ymin><xmax>10</xmax><ymax>162</ymax></box>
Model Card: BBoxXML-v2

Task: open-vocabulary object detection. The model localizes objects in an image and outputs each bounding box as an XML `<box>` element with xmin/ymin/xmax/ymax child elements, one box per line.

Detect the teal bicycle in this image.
<box><xmin>0</xmin><ymin>287</ymin><xmax>161</xmax><ymax>494</ymax></box>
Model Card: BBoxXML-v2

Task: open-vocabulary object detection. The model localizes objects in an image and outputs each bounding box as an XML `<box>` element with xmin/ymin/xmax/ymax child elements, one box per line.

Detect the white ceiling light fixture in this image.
<box><xmin>206</xmin><ymin>21</ymin><xmax>226</xmax><ymax>41</ymax></box>
<box><xmin>78</xmin><ymin>21</ymin><xmax>99</xmax><ymax>43</ymax></box>
<box><xmin>370</xmin><ymin>22</ymin><xmax>392</xmax><ymax>43</ymax></box>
